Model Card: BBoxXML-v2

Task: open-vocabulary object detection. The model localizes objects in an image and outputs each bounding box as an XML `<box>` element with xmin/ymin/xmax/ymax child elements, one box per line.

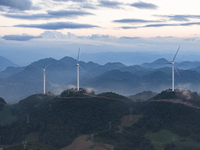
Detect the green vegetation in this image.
<box><xmin>96</xmin><ymin>124</ymin><xmax>154</xmax><ymax>150</ymax></box>
<box><xmin>0</xmin><ymin>97</ymin><xmax>6</xmax><ymax>111</ymax></box>
<box><xmin>0</xmin><ymin>97</ymin><xmax>6</xmax><ymax>104</ymax></box>
<box><xmin>151</xmin><ymin>89</ymin><xmax>200</xmax><ymax>108</ymax></box>
<box><xmin>97</xmin><ymin>92</ymin><xmax>130</xmax><ymax>100</ymax></box>
<box><xmin>5</xmin><ymin>142</ymin><xmax>57</xmax><ymax>150</ymax></box>
<box><xmin>138</xmin><ymin>101</ymin><xmax>200</xmax><ymax>149</ymax></box>
<box><xmin>0</xmin><ymin>92</ymin><xmax>135</xmax><ymax>149</ymax></box>
<box><xmin>151</xmin><ymin>90</ymin><xmax>177</xmax><ymax>100</ymax></box>
<box><xmin>1</xmin><ymin>90</ymin><xmax>200</xmax><ymax>149</ymax></box>
<box><xmin>147</xmin><ymin>129</ymin><xmax>200</xmax><ymax>150</ymax></box>
<box><xmin>146</xmin><ymin>130</ymin><xmax>177</xmax><ymax>146</ymax></box>
<box><xmin>0</xmin><ymin>105</ymin><xmax>18</xmax><ymax>126</ymax></box>
<box><xmin>129</xmin><ymin>91</ymin><xmax>158</xmax><ymax>101</ymax></box>
<box><xmin>60</xmin><ymin>88</ymin><xmax>95</xmax><ymax>97</ymax></box>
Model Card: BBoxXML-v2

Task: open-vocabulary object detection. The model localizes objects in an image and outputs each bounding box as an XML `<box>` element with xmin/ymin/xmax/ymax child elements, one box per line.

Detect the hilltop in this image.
<box><xmin>129</xmin><ymin>91</ymin><xmax>158</xmax><ymax>101</ymax></box>
<box><xmin>0</xmin><ymin>90</ymin><xmax>136</xmax><ymax>149</ymax></box>
<box><xmin>150</xmin><ymin>89</ymin><xmax>200</xmax><ymax>108</ymax></box>
<box><xmin>1</xmin><ymin>89</ymin><xmax>200</xmax><ymax>149</ymax></box>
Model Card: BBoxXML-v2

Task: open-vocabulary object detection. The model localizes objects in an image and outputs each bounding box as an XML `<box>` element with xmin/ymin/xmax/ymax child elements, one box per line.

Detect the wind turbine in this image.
<box><xmin>64</xmin><ymin>49</ymin><xmax>88</xmax><ymax>91</ymax></box>
<box><xmin>158</xmin><ymin>46</ymin><xmax>181</xmax><ymax>91</ymax></box>
<box><xmin>32</xmin><ymin>59</ymin><xmax>54</xmax><ymax>94</ymax></box>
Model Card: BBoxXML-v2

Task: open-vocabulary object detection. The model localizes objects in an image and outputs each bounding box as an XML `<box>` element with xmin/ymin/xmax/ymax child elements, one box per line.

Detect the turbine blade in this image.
<box><xmin>45</xmin><ymin>59</ymin><xmax>55</xmax><ymax>69</ymax></box>
<box><xmin>77</xmin><ymin>48</ymin><xmax>80</xmax><ymax>64</ymax></box>
<box><xmin>63</xmin><ymin>65</ymin><xmax>76</xmax><ymax>71</ymax></box>
<box><xmin>172</xmin><ymin>46</ymin><xmax>180</xmax><ymax>62</ymax></box>
<box><xmin>31</xmin><ymin>65</ymin><xmax>43</xmax><ymax>70</ymax></box>
<box><xmin>79</xmin><ymin>65</ymin><xmax>89</xmax><ymax>76</ymax></box>
<box><xmin>174</xmin><ymin>65</ymin><xmax>181</xmax><ymax>79</ymax></box>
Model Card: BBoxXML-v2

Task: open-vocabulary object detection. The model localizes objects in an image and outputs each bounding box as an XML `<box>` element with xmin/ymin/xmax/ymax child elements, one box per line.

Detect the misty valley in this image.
<box><xmin>1</xmin><ymin>56</ymin><xmax>200</xmax><ymax>149</ymax></box>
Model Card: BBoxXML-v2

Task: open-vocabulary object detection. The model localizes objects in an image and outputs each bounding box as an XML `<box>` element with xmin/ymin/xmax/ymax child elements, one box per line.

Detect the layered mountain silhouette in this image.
<box><xmin>1</xmin><ymin>56</ymin><xmax>200</xmax><ymax>103</ymax></box>
<box><xmin>0</xmin><ymin>56</ymin><xmax>19</xmax><ymax>70</ymax></box>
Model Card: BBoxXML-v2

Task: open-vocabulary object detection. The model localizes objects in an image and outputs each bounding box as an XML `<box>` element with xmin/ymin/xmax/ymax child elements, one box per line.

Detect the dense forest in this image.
<box><xmin>0</xmin><ymin>89</ymin><xmax>200</xmax><ymax>150</ymax></box>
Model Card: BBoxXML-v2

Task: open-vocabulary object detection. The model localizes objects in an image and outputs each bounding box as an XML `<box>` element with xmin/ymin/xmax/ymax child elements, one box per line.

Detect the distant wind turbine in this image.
<box><xmin>32</xmin><ymin>59</ymin><xmax>54</xmax><ymax>94</ymax></box>
<box><xmin>64</xmin><ymin>49</ymin><xmax>88</xmax><ymax>91</ymax></box>
<box><xmin>158</xmin><ymin>46</ymin><xmax>181</xmax><ymax>91</ymax></box>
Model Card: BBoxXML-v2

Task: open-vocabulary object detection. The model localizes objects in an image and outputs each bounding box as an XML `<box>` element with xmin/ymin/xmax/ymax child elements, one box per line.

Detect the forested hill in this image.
<box><xmin>1</xmin><ymin>89</ymin><xmax>200</xmax><ymax>150</ymax></box>
<box><xmin>0</xmin><ymin>90</ymin><xmax>136</xmax><ymax>149</ymax></box>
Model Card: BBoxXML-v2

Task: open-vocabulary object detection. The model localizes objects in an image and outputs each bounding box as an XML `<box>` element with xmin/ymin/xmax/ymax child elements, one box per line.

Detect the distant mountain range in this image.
<box><xmin>141</xmin><ymin>58</ymin><xmax>200</xmax><ymax>69</ymax></box>
<box><xmin>1</xmin><ymin>56</ymin><xmax>200</xmax><ymax>103</ymax></box>
<box><xmin>0</xmin><ymin>56</ymin><xmax>19</xmax><ymax>70</ymax></box>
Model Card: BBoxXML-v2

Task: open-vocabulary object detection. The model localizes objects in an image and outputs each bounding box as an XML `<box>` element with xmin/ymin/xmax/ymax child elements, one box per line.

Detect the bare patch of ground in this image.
<box><xmin>117</xmin><ymin>115</ymin><xmax>141</xmax><ymax>133</ymax></box>
<box><xmin>61</xmin><ymin>135</ymin><xmax>114</xmax><ymax>150</ymax></box>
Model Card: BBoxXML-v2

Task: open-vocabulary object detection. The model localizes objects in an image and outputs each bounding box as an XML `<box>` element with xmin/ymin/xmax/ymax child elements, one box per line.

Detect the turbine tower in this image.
<box><xmin>64</xmin><ymin>49</ymin><xmax>88</xmax><ymax>91</ymax></box>
<box><xmin>77</xmin><ymin>49</ymin><xmax>80</xmax><ymax>91</ymax></box>
<box><xmin>170</xmin><ymin>46</ymin><xmax>180</xmax><ymax>91</ymax></box>
<box><xmin>32</xmin><ymin>59</ymin><xmax>54</xmax><ymax>94</ymax></box>
<box><xmin>158</xmin><ymin>46</ymin><xmax>180</xmax><ymax>91</ymax></box>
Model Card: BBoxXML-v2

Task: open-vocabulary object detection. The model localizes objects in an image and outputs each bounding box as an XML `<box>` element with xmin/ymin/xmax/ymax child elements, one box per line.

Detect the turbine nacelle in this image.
<box><xmin>31</xmin><ymin>59</ymin><xmax>55</xmax><ymax>94</ymax></box>
<box><xmin>63</xmin><ymin>48</ymin><xmax>88</xmax><ymax>91</ymax></box>
<box><xmin>157</xmin><ymin>46</ymin><xmax>180</xmax><ymax>91</ymax></box>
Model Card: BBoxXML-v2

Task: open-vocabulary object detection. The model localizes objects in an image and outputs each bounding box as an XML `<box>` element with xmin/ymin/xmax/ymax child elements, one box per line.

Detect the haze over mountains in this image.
<box><xmin>1</xmin><ymin>55</ymin><xmax>200</xmax><ymax>103</ymax></box>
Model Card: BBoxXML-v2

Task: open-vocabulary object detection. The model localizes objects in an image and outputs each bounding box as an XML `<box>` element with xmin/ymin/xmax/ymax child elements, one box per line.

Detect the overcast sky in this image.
<box><xmin>0</xmin><ymin>0</ymin><xmax>200</xmax><ymax>65</ymax></box>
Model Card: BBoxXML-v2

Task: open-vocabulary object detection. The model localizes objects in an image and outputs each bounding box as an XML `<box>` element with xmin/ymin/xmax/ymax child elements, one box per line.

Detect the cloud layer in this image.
<box><xmin>98</xmin><ymin>0</ymin><xmax>123</xmax><ymax>8</ymax></box>
<box><xmin>113</xmin><ymin>18</ymin><xmax>161</xmax><ymax>23</ymax></box>
<box><xmin>113</xmin><ymin>14</ymin><xmax>200</xmax><ymax>29</ymax></box>
<box><xmin>2</xmin><ymin>34</ymin><xmax>42</xmax><ymax>41</ymax></box>
<box><xmin>0</xmin><ymin>0</ymin><xmax>32</xmax><ymax>10</ymax></box>
<box><xmin>53</xmin><ymin>0</ymin><xmax>86</xmax><ymax>2</ymax></box>
<box><xmin>4</xmin><ymin>10</ymin><xmax>94</xmax><ymax>20</ymax></box>
<box><xmin>14</xmin><ymin>22</ymin><xmax>99</xmax><ymax>30</ymax></box>
<box><xmin>131</xmin><ymin>2</ymin><xmax>158</xmax><ymax>9</ymax></box>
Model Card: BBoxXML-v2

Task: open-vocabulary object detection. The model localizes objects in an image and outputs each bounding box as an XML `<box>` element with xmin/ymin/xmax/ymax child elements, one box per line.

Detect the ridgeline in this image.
<box><xmin>0</xmin><ymin>89</ymin><xmax>200</xmax><ymax>150</ymax></box>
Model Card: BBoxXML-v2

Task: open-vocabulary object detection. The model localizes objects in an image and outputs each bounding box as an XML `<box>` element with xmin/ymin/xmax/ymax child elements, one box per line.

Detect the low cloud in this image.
<box><xmin>131</xmin><ymin>1</ymin><xmax>158</xmax><ymax>10</ymax></box>
<box><xmin>0</xmin><ymin>0</ymin><xmax>32</xmax><ymax>10</ymax></box>
<box><xmin>4</xmin><ymin>10</ymin><xmax>93</xmax><ymax>20</ymax></box>
<box><xmin>14</xmin><ymin>22</ymin><xmax>99</xmax><ymax>30</ymax></box>
<box><xmin>40</xmin><ymin>31</ymin><xmax>76</xmax><ymax>39</ymax></box>
<box><xmin>1</xmin><ymin>31</ymin><xmax>200</xmax><ymax>66</ymax></box>
<box><xmin>2</xmin><ymin>34</ymin><xmax>42</xmax><ymax>41</ymax></box>
<box><xmin>49</xmin><ymin>83</ymin><xmax>71</xmax><ymax>95</ymax></box>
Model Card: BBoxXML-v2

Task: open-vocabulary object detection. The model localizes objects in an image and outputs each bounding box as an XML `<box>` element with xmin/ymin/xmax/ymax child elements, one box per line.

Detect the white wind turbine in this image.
<box><xmin>158</xmin><ymin>46</ymin><xmax>181</xmax><ymax>91</ymax></box>
<box><xmin>64</xmin><ymin>49</ymin><xmax>88</xmax><ymax>91</ymax></box>
<box><xmin>32</xmin><ymin>59</ymin><xmax>54</xmax><ymax>94</ymax></box>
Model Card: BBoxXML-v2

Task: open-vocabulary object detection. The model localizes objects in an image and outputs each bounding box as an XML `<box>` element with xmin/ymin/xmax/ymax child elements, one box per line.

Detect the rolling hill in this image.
<box><xmin>1</xmin><ymin>89</ymin><xmax>200</xmax><ymax>150</ymax></box>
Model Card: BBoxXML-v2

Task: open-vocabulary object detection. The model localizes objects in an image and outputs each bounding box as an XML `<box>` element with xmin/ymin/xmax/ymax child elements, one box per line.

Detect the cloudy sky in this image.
<box><xmin>0</xmin><ymin>0</ymin><xmax>200</xmax><ymax>65</ymax></box>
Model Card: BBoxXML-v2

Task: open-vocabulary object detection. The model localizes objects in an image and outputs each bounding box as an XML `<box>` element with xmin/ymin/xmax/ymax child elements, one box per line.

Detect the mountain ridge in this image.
<box><xmin>1</xmin><ymin>56</ymin><xmax>200</xmax><ymax>103</ymax></box>
<box><xmin>1</xmin><ymin>89</ymin><xmax>200</xmax><ymax>149</ymax></box>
